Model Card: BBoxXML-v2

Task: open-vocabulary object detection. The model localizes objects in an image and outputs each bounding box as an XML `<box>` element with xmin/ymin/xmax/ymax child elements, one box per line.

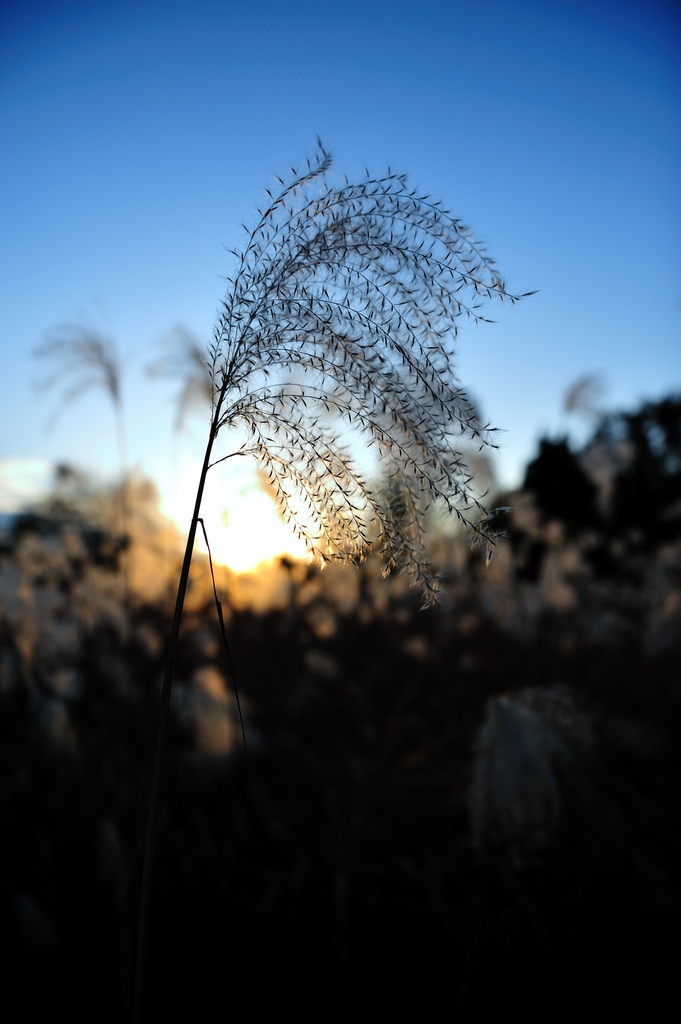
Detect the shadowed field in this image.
<box><xmin>1</xmin><ymin>397</ymin><xmax>680</xmax><ymax>1020</ymax></box>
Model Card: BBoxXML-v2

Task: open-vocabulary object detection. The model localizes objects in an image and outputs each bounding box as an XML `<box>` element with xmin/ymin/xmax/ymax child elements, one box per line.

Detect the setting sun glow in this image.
<box><xmin>163</xmin><ymin>459</ymin><xmax>308</xmax><ymax>574</ymax></box>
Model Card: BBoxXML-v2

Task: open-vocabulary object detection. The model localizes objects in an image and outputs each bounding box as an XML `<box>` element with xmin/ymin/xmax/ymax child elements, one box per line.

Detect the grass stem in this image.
<box><xmin>132</xmin><ymin>421</ymin><xmax>218</xmax><ymax>1023</ymax></box>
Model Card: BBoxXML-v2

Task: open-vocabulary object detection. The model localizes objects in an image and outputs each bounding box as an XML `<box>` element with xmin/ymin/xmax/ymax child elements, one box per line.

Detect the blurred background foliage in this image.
<box><xmin>1</xmin><ymin>392</ymin><xmax>680</xmax><ymax>1019</ymax></box>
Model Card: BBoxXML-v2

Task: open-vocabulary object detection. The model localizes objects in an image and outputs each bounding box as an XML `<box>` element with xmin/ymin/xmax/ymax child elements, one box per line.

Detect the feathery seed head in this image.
<box><xmin>207</xmin><ymin>143</ymin><xmax>531</xmax><ymax>602</ymax></box>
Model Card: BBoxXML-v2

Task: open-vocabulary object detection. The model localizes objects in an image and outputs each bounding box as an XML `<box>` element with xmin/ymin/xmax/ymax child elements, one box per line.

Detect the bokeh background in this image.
<box><xmin>1</xmin><ymin>0</ymin><xmax>679</xmax><ymax>553</ymax></box>
<box><xmin>0</xmin><ymin>1</ymin><xmax>679</xmax><ymax>1020</ymax></box>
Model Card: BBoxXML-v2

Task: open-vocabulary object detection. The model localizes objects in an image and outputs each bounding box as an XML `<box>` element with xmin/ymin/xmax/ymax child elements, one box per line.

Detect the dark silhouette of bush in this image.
<box><xmin>5</xmin><ymin>359</ymin><xmax>679</xmax><ymax>1016</ymax></box>
<box><xmin>522</xmin><ymin>437</ymin><xmax>601</xmax><ymax>533</ymax></box>
<box><xmin>596</xmin><ymin>394</ymin><xmax>681</xmax><ymax>546</ymax></box>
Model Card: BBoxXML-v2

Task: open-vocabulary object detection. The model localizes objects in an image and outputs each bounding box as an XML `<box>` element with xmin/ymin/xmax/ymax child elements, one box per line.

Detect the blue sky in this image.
<box><xmin>0</xmin><ymin>0</ymin><xmax>679</xmax><ymax>561</ymax></box>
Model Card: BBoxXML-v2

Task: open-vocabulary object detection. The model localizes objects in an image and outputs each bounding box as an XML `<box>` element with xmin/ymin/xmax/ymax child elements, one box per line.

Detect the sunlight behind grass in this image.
<box><xmin>162</xmin><ymin>458</ymin><xmax>308</xmax><ymax>574</ymax></box>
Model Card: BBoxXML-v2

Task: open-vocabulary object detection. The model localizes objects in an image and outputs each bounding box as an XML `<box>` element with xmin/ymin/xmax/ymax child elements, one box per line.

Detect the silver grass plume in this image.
<box><xmin>469</xmin><ymin>684</ymin><xmax>593</xmax><ymax>864</ymax></box>
<box><xmin>205</xmin><ymin>142</ymin><xmax>531</xmax><ymax>604</ymax></box>
<box><xmin>33</xmin><ymin>322</ymin><xmax>131</xmax><ymax>607</ymax></box>
<box><xmin>34</xmin><ymin>322</ymin><xmax>124</xmax><ymax>431</ymax></box>
<box><xmin>146</xmin><ymin>326</ymin><xmax>213</xmax><ymax>433</ymax></box>
<box><xmin>134</xmin><ymin>145</ymin><xmax>532</xmax><ymax>1016</ymax></box>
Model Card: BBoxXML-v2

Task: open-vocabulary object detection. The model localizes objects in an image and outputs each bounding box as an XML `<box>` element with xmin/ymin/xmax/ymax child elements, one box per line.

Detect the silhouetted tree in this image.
<box><xmin>595</xmin><ymin>393</ymin><xmax>681</xmax><ymax>545</ymax></box>
<box><xmin>523</xmin><ymin>438</ymin><xmax>601</xmax><ymax>534</ymax></box>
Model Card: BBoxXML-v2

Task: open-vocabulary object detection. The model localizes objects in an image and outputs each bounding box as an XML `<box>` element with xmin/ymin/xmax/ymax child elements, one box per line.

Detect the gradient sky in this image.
<box><xmin>1</xmin><ymin>0</ymin><xmax>679</xmax><ymax>564</ymax></box>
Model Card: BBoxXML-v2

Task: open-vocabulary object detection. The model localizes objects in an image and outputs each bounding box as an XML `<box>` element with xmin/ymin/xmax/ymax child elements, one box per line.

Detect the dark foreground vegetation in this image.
<box><xmin>1</xmin><ymin>396</ymin><xmax>680</xmax><ymax>1020</ymax></box>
